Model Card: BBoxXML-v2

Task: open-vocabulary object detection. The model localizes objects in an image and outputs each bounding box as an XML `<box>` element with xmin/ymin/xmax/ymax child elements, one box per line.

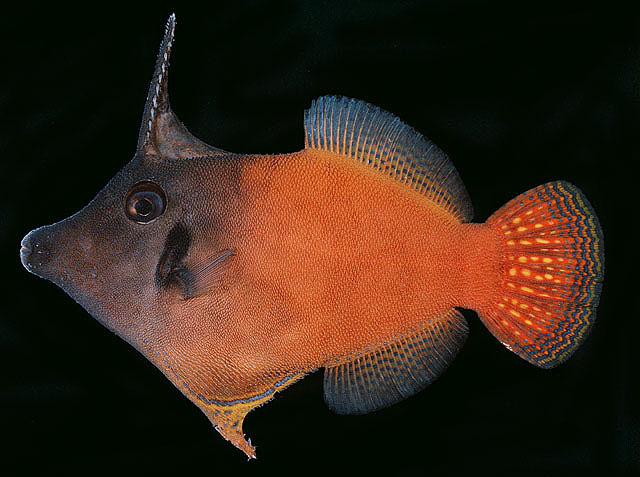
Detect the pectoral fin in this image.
<box><xmin>182</xmin><ymin>249</ymin><xmax>236</xmax><ymax>299</ymax></box>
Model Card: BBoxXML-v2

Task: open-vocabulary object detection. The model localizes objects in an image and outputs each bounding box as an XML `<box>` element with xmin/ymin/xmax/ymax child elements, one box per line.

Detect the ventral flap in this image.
<box><xmin>197</xmin><ymin>371</ymin><xmax>306</xmax><ymax>459</ymax></box>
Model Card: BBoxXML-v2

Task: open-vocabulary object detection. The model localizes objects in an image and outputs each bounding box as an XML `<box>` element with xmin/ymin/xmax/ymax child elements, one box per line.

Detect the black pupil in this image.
<box><xmin>134</xmin><ymin>197</ymin><xmax>153</xmax><ymax>216</ymax></box>
<box><xmin>124</xmin><ymin>181</ymin><xmax>166</xmax><ymax>224</ymax></box>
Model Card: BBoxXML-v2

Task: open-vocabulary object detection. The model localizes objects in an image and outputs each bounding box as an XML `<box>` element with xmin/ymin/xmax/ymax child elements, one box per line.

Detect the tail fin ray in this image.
<box><xmin>481</xmin><ymin>181</ymin><xmax>603</xmax><ymax>368</ymax></box>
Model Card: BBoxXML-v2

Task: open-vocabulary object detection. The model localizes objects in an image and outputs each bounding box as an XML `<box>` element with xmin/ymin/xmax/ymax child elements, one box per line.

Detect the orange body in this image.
<box><xmin>160</xmin><ymin>149</ymin><xmax>499</xmax><ymax>409</ymax></box>
<box><xmin>236</xmin><ymin>149</ymin><xmax>499</xmax><ymax>368</ymax></box>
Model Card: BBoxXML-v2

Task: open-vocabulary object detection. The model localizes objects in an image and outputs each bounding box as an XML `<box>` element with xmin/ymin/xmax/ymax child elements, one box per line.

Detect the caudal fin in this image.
<box><xmin>479</xmin><ymin>181</ymin><xmax>604</xmax><ymax>368</ymax></box>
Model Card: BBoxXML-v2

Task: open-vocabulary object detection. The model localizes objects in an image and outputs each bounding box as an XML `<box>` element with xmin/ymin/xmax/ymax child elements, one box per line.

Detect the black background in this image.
<box><xmin>1</xmin><ymin>2</ymin><xmax>638</xmax><ymax>475</ymax></box>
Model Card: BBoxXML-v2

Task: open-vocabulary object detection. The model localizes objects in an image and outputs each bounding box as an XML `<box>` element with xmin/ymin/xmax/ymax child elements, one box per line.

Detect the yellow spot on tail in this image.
<box><xmin>535</xmin><ymin>275</ymin><xmax>544</xmax><ymax>281</ymax></box>
<box><xmin>517</xmin><ymin>226</ymin><xmax>527</xmax><ymax>232</ymax></box>
<box><xmin>507</xmin><ymin>240</ymin><xmax>515</xmax><ymax>246</ymax></box>
<box><xmin>520</xmin><ymin>240</ymin><xmax>532</xmax><ymax>245</ymax></box>
<box><xmin>520</xmin><ymin>303</ymin><xmax>529</xmax><ymax>309</ymax></box>
<box><xmin>547</xmin><ymin>220</ymin><xmax>554</xmax><ymax>225</ymax></box>
<box><xmin>509</xmin><ymin>268</ymin><xmax>517</xmax><ymax>276</ymax></box>
<box><xmin>501</xmin><ymin>319</ymin><xmax>509</xmax><ymax>325</ymax></box>
<box><xmin>534</xmin><ymin>223</ymin><xmax>543</xmax><ymax>229</ymax></box>
<box><xmin>509</xmin><ymin>310</ymin><xmax>521</xmax><ymax>318</ymax></box>
<box><xmin>530</xmin><ymin>256</ymin><xmax>539</xmax><ymax>262</ymax></box>
<box><xmin>518</xmin><ymin>256</ymin><xmax>527</xmax><ymax>263</ymax></box>
<box><xmin>554</xmin><ymin>279</ymin><xmax>561</xmax><ymax>284</ymax></box>
<box><xmin>525</xmin><ymin>210</ymin><xmax>533</xmax><ymax>215</ymax></box>
<box><xmin>535</xmin><ymin>238</ymin><xmax>550</xmax><ymax>244</ymax></box>
<box><xmin>511</xmin><ymin>299</ymin><xmax>518</xmax><ymax>305</ymax></box>
<box><xmin>544</xmin><ymin>273</ymin><xmax>553</xmax><ymax>280</ymax></box>
<box><xmin>513</xmin><ymin>217</ymin><xmax>522</xmax><ymax>224</ymax></box>
<box><xmin>501</xmin><ymin>225</ymin><xmax>508</xmax><ymax>230</ymax></box>
<box><xmin>522</xmin><ymin>269</ymin><xmax>531</xmax><ymax>277</ymax></box>
<box><xmin>521</xmin><ymin>286</ymin><xmax>534</xmax><ymax>293</ymax></box>
<box><xmin>507</xmin><ymin>282</ymin><xmax>516</xmax><ymax>288</ymax></box>
<box><xmin>498</xmin><ymin>303</ymin><xmax>506</xmax><ymax>308</ymax></box>
<box><xmin>525</xmin><ymin>319</ymin><xmax>533</xmax><ymax>325</ymax></box>
<box><xmin>543</xmin><ymin>257</ymin><xmax>553</xmax><ymax>263</ymax></box>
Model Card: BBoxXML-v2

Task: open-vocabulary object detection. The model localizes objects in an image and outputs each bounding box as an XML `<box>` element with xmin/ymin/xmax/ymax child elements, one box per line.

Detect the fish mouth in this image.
<box><xmin>20</xmin><ymin>228</ymin><xmax>51</xmax><ymax>275</ymax></box>
<box><xmin>19</xmin><ymin>234</ymin><xmax>32</xmax><ymax>263</ymax></box>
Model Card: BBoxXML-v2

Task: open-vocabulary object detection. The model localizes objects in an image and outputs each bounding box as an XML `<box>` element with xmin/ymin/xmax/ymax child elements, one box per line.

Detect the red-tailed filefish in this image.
<box><xmin>20</xmin><ymin>14</ymin><xmax>604</xmax><ymax>459</ymax></box>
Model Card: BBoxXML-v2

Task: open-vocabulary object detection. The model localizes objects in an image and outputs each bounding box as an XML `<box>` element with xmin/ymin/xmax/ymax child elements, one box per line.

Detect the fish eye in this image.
<box><xmin>124</xmin><ymin>181</ymin><xmax>167</xmax><ymax>224</ymax></box>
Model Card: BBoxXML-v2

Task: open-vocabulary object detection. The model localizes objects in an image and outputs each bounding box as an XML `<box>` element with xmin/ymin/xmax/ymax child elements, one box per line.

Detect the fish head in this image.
<box><xmin>19</xmin><ymin>14</ymin><xmax>237</xmax><ymax>344</ymax></box>
<box><xmin>19</xmin><ymin>14</ymin><xmax>268</xmax><ymax>459</ymax></box>
<box><xmin>19</xmin><ymin>13</ymin><xmax>239</xmax><ymax>347</ymax></box>
<box><xmin>19</xmin><ymin>153</ymin><xmax>227</xmax><ymax>343</ymax></box>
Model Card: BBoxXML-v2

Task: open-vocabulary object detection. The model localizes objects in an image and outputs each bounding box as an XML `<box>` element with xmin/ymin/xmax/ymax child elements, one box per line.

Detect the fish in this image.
<box><xmin>19</xmin><ymin>14</ymin><xmax>604</xmax><ymax>459</ymax></box>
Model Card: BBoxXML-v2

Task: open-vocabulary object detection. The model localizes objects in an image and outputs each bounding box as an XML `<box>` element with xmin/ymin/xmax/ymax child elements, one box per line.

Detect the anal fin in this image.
<box><xmin>323</xmin><ymin>309</ymin><xmax>468</xmax><ymax>415</ymax></box>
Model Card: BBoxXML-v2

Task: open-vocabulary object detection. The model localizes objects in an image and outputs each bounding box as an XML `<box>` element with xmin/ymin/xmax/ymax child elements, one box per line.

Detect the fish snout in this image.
<box><xmin>20</xmin><ymin>228</ymin><xmax>52</xmax><ymax>274</ymax></box>
<box><xmin>19</xmin><ymin>233</ymin><xmax>32</xmax><ymax>266</ymax></box>
<box><xmin>19</xmin><ymin>218</ymin><xmax>130</xmax><ymax>332</ymax></box>
<box><xmin>20</xmin><ymin>222</ymin><xmax>99</xmax><ymax>283</ymax></box>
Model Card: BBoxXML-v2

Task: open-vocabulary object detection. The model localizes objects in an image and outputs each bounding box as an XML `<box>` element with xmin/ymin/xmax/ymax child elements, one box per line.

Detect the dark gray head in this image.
<box><xmin>19</xmin><ymin>14</ymin><xmax>236</xmax><ymax>344</ymax></box>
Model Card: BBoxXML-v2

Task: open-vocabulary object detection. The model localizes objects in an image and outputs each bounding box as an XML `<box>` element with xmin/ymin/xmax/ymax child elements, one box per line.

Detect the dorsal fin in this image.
<box><xmin>323</xmin><ymin>309</ymin><xmax>469</xmax><ymax>414</ymax></box>
<box><xmin>304</xmin><ymin>96</ymin><xmax>473</xmax><ymax>222</ymax></box>
<box><xmin>136</xmin><ymin>14</ymin><xmax>226</xmax><ymax>160</ymax></box>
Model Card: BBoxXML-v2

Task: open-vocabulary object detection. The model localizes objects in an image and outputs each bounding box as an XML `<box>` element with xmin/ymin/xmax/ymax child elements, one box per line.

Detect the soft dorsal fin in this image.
<box><xmin>304</xmin><ymin>96</ymin><xmax>473</xmax><ymax>222</ymax></box>
<box><xmin>323</xmin><ymin>309</ymin><xmax>468</xmax><ymax>415</ymax></box>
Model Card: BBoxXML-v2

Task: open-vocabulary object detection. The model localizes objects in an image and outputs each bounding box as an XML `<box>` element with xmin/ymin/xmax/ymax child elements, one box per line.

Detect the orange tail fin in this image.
<box><xmin>479</xmin><ymin>181</ymin><xmax>604</xmax><ymax>368</ymax></box>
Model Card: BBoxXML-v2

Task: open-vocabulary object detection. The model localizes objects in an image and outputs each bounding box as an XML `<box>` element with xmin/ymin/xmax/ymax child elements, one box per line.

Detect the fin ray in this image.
<box><xmin>183</xmin><ymin>249</ymin><xmax>235</xmax><ymax>299</ymax></box>
<box><xmin>482</xmin><ymin>181</ymin><xmax>604</xmax><ymax>368</ymax></box>
<box><xmin>304</xmin><ymin>96</ymin><xmax>473</xmax><ymax>221</ymax></box>
<box><xmin>323</xmin><ymin>309</ymin><xmax>468</xmax><ymax>415</ymax></box>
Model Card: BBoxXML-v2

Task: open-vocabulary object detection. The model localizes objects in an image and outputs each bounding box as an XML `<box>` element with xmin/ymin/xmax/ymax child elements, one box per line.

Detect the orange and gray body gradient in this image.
<box><xmin>19</xmin><ymin>14</ymin><xmax>604</xmax><ymax>460</ymax></box>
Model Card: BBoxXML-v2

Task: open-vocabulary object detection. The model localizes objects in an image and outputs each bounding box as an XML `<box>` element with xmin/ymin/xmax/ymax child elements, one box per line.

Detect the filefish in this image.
<box><xmin>20</xmin><ymin>15</ymin><xmax>604</xmax><ymax>459</ymax></box>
